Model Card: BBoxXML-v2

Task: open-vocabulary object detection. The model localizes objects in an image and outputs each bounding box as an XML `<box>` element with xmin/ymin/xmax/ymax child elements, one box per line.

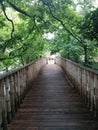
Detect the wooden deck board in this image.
<box><xmin>8</xmin><ymin>64</ymin><xmax>98</xmax><ymax>130</ymax></box>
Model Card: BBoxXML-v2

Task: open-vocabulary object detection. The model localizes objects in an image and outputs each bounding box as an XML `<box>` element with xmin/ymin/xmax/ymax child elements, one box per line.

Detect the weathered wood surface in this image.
<box><xmin>8</xmin><ymin>64</ymin><xmax>98</xmax><ymax>130</ymax></box>
<box><xmin>56</xmin><ymin>57</ymin><xmax>98</xmax><ymax>118</ymax></box>
<box><xmin>0</xmin><ymin>58</ymin><xmax>46</xmax><ymax>130</ymax></box>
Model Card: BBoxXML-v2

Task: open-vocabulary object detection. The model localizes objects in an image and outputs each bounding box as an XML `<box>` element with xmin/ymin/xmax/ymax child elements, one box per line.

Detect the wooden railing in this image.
<box><xmin>0</xmin><ymin>57</ymin><xmax>47</xmax><ymax>130</ymax></box>
<box><xmin>56</xmin><ymin>57</ymin><xmax>98</xmax><ymax>118</ymax></box>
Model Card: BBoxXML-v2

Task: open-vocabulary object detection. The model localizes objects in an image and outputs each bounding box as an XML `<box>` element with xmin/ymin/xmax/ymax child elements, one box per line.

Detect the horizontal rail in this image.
<box><xmin>56</xmin><ymin>57</ymin><xmax>98</xmax><ymax>118</ymax></box>
<box><xmin>0</xmin><ymin>57</ymin><xmax>47</xmax><ymax>130</ymax></box>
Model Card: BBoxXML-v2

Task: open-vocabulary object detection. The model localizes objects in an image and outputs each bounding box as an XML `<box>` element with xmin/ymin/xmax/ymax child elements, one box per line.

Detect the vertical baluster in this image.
<box><xmin>25</xmin><ymin>67</ymin><xmax>28</xmax><ymax>93</ymax></box>
<box><xmin>94</xmin><ymin>74</ymin><xmax>98</xmax><ymax>118</ymax></box>
<box><xmin>84</xmin><ymin>69</ymin><xmax>87</xmax><ymax>102</ymax></box>
<box><xmin>23</xmin><ymin>68</ymin><xmax>27</xmax><ymax>97</ymax></box>
<box><xmin>26</xmin><ymin>66</ymin><xmax>29</xmax><ymax>91</ymax></box>
<box><xmin>34</xmin><ymin>62</ymin><xmax>37</xmax><ymax>79</ymax></box>
<box><xmin>32</xmin><ymin>63</ymin><xmax>35</xmax><ymax>79</ymax></box>
<box><xmin>87</xmin><ymin>71</ymin><xmax>91</xmax><ymax>109</ymax></box>
<box><xmin>35</xmin><ymin>61</ymin><xmax>38</xmax><ymax>76</ymax></box>
<box><xmin>32</xmin><ymin>65</ymin><xmax>34</xmax><ymax>80</ymax></box>
<box><xmin>30</xmin><ymin>65</ymin><xmax>32</xmax><ymax>82</ymax></box>
<box><xmin>81</xmin><ymin>69</ymin><xmax>84</xmax><ymax>99</ymax></box>
<box><xmin>22</xmin><ymin>69</ymin><xmax>25</xmax><ymax>99</ymax></box>
<box><xmin>25</xmin><ymin>67</ymin><xmax>28</xmax><ymax>92</ymax></box>
<box><xmin>19</xmin><ymin>70</ymin><xmax>23</xmax><ymax>103</ymax></box>
<box><xmin>21</xmin><ymin>70</ymin><xmax>24</xmax><ymax>100</ymax></box>
<box><xmin>30</xmin><ymin>65</ymin><xmax>33</xmax><ymax>84</ymax></box>
<box><xmin>21</xmin><ymin>70</ymin><xmax>24</xmax><ymax>102</ymax></box>
<box><xmin>77</xmin><ymin>67</ymin><xmax>80</xmax><ymax>94</ymax></box>
<box><xmin>35</xmin><ymin>61</ymin><xmax>38</xmax><ymax>78</ymax></box>
<box><xmin>17</xmin><ymin>72</ymin><xmax>21</xmax><ymax>108</ymax></box>
<box><xmin>90</xmin><ymin>73</ymin><xmax>94</xmax><ymax>113</ymax></box>
<box><xmin>23</xmin><ymin>69</ymin><xmax>26</xmax><ymax>98</ymax></box>
<box><xmin>0</xmin><ymin>81</ymin><xmax>2</xmax><ymax>124</ymax></box>
<box><xmin>31</xmin><ymin>65</ymin><xmax>33</xmax><ymax>84</ymax></box>
<box><xmin>0</xmin><ymin>80</ymin><xmax>8</xmax><ymax>130</ymax></box>
<box><xmin>14</xmin><ymin>73</ymin><xmax>18</xmax><ymax>110</ymax></box>
<box><xmin>80</xmin><ymin>68</ymin><xmax>82</xmax><ymax>97</ymax></box>
<box><xmin>78</xmin><ymin>67</ymin><xmax>81</xmax><ymax>92</ymax></box>
<box><xmin>32</xmin><ymin>65</ymin><xmax>34</xmax><ymax>81</ymax></box>
<box><xmin>9</xmin><ymin>75</ymin><xmax>15</xmax><ymax>118</ymax></box>
<box><xmin>5</xmin><ymin>77</ymin><xmax>11</xmax><ymax>124</ymax></box>
<box><xmin>86</xmin><ymin>71</ymin><xmax>89</xmax><ymax>105</ymax></box>
<box><xmin>28</xmin><ymin>66</ymin><xmax>31</xmax><ymax>89</ymax></box>
<box><xmin>75</xmin><ymin>66</ymin><xmax>77</xmax><ymax>89</ymax></box>
<box><xmin>82</xmin><ymin>69</ymin><xmax>86</xmax><ymax>100</ymax></box>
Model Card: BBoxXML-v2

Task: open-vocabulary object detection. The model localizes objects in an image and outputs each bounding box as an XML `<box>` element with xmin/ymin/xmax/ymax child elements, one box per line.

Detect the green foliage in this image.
<box><xmin>0</xmin><ymin>0</ymin><xmax>98</xmax><ymax>71</ymax></box>
<box><xmin>60</xmin><ymin>42</ymin><xmax>83</xmax><ymax>62</ymax></box>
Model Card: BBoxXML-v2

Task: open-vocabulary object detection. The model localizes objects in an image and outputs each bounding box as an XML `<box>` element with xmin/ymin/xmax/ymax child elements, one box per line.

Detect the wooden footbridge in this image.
<box><xmin>0</xmin><ymin>57</ymin><xmax>98</xmax><ymax>130</ymax></box>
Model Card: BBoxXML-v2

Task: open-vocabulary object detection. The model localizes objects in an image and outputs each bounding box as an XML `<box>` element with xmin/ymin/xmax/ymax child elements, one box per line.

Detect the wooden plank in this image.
<box><xmin>8</xmin><ymin>64</ymin><xmax>98</xmax><ymax>130</ymax></box>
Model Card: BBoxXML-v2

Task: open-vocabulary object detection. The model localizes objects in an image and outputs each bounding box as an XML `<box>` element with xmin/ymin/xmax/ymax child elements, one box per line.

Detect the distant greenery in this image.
<box><xmin>0</xmin><ymin>0</ymin><xmax>98</xmax><ymax>71</ymax></box>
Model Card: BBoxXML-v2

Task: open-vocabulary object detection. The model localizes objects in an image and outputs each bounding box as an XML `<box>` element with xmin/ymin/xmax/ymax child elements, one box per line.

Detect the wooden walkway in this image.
<box><xmin>8</xmin><ymin>64</ymin><xmax>98</xmax><ymax>130</ymax></box>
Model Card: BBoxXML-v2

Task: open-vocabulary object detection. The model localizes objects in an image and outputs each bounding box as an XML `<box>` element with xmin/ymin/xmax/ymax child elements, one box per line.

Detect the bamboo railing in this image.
<box><xmin>0</xmin><ymin>57</ymin><xmax>47</xmax><ymax>130</ymax></box>
<box><xmin>56</xmin><ymin>57</ymin><xmax>98</xmax><ymax>118</ymax></box>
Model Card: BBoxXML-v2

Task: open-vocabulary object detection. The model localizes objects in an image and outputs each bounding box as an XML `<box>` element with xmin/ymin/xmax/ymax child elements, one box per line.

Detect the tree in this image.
<box><xmin>78</xmin><ymin>7</ymin><xmax>98</xmax><ymax>65</ymax></box>
<box><xmin>0</xmin><ymin>0</ymin><xmax>98</xmax><ymax>71</ymax></box>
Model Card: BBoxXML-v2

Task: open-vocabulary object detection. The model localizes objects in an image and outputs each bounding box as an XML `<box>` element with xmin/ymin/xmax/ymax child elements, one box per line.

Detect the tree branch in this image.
<box><xmin>0</xmin><ymin>1</ymin><xmax>14</xmax><ymax>39</ymax></box>
<box><xmin>41</xmin><ymin>0</ymin><xmax>84</xmax><ymax>45</ymax></box>
<box><xmin>5</xmin><ymin>0</ymin><xmax>84</xmax><ymax>45</ymax></box>
<box><xmin>6</xmin><ymin>0</ymin><xmax>35</xmax><ymax>19</ymax></box>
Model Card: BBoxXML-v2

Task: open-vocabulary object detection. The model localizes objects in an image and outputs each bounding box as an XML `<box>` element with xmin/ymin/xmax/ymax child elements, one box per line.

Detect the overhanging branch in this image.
<box><xmin>41</xmin><ymin>0</ymin><xmax>84</xmax><ymax>45</ymax></box>
<box><xmin>4</xmin><ymin>0</ymin><xmax>84</xmax><ymax>45</ymax></box>
<box><xmin>6</xmin><ymin>0</ymin><xmax>35</xmax><ymax>19</ymax></box>
<box><xmin>0</xmin><ymin>1</ymin><xmax>14</xmax><ymax>39</ymax></box>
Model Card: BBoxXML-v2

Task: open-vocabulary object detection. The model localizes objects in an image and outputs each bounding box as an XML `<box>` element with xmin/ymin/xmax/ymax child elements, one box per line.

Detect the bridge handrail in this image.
<box><xmin>0</xmin><ymin>58</ymin><xmax>41</xmax><ymax>80</ymax></box>
<box><xmin>56</xmin><ymin>57</ymin><xmax>98</xmax><ymax>118</ymax></box>
<box><xmin>0</xmin><ymin>57</ymin><xmax>47</xmax><ymax>130</ymax></box>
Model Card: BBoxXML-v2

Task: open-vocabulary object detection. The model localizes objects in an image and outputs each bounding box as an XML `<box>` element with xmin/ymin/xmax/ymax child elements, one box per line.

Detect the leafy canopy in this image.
<box><xmin>0</xmin><ymin>0</ymin><xmax>98</xmax><ymax>71</ymax></box>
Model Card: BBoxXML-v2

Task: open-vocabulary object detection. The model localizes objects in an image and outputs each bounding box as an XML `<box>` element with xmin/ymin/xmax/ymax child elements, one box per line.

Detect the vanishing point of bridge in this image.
<box><xmin>0</xmin><ymin>57</ymin><xmax>98</xmax><ymax>130</ymax></box>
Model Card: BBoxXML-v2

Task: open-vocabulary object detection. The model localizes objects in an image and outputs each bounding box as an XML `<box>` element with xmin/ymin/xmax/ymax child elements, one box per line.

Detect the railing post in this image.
<box><xmin>83</xmin><ymin>69</ymin><xmax>87</xmax><ymax>102</ymax></box>
<box><xmin>79</xmin><ymin>67</ymin><xmax>82</xmax><ymax>97</ymax></box>
<box><xmin>14</xmin><ymin>73</ymin><xmax>19</xmax><ymax>111</ymax></box>
<box><xmin>23</xmin><ymin>68</ymin><xmax>27</xmax><ymax>97</ymax></box>
<box><xmin>87</xmin><ymin>72</ymin><xmax>91</xmax><ymax>109</ymax></box>
<box><xmin>0</xmin><ymin>82</ymin><xmax>2</xmax><ymax>125</ymax></box>
<box><xmin>19</xmin><ymin>70</ymin><xmax>22</xmax><ymax>103</ymax></box>
<box><xmin>26</xmin><ymin>66</ymin><xmax>29</xmax><ymax>91</ymax></box>
<box><xmin>94</xmin><ymin>74</ymin><xmax>98</xmax><ymax>118</ymax></box>
<box><xmin>81</xmin><ymin>69</ymin><xmax>85</xmax><ymax>100</ymax></box>
<box><xmin>90</xmin><ymin>73</ymin><xmax>94</xmax><ymax>113</ymax></box>
<box><xmin>0</xmin><ymin>80</ymin><xmax>8</xmax><ymax>130</ymax></box>
<box><xmin>9</xmin><ymin>75</ymin><xmax>15</xmax><ymax>118</ymax></box>
<box><xmin>85</xmin><ymin>71</ymin><xmax>89</xmax><ymax>106</ymax></box>
<box><xmin>20</xmin><ymin>70</ymin><xmax>24</xmax><ymax>102</ymax></box>
<box><xmin>5</xmin><ymin>78</ymin><xmax>11</xmax><ymax>124</ymax></box>
<box><xmin>22</xmin><ymin>69</ymin><xmax>26</xmax><ymax>99</ymax></box>
<box><xmin>14</xmin><ymin>73</ymin><xmax>18</xmax><ymax>111</ymax></box>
